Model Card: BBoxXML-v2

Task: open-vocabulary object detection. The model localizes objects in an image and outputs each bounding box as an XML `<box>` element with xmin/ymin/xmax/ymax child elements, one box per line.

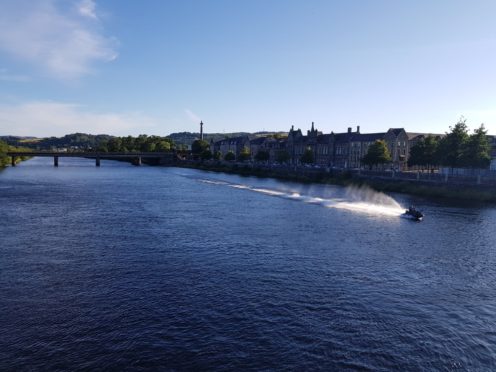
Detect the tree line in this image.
<box><xmin>408</xmin><ymin>120</ymin><xmax>491</xmax><ymax>169</ymax></box>
<box><xmin>363</xmin><ymin>120</ymin><xmax>492</xmax><ymax>170</ymax></box>
<box><xmin>97</xmin><ymin>135</ymin><xmax>176</xmax><ymax>153</ymax></box>
<box><xmin>0</xmin><ymin>139</ymin><xmax>31</xmax><ymax>168</ymax></box>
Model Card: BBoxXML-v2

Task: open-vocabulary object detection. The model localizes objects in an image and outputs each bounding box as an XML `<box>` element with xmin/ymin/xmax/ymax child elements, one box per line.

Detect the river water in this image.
<box><xmin>1</xmin><ymin>157</ymin><xmax>496</xmax><ymax>370</ymax></box>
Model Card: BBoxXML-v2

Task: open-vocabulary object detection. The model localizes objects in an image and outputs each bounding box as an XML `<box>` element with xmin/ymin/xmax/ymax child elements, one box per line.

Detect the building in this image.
<box><xmin>212</xmin><ymin>136</ymin><xmax>250</xmax><ymax>159</ymax></box>
<box><xmin>211</xmin><ymin>123</ymin><xmax>446</xmax><ymax>169</ymax></box>
<box><xmin>384</xmin><ymin>128</ymin><xmax>410</xmax><ymax>170</ymax></box>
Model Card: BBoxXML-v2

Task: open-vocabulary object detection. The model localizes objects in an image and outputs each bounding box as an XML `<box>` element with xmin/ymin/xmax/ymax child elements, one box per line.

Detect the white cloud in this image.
<box><xmin>0</xmin><ymin>101</ymin><xmax>162</xmax><ymax>137</ymax></box>
<box><xmin>0</xmin><ymin>0</ymin><xmax>117</xmax><ymax>80</ymax></box>
<box><xmin>78</xmin><ymin>0</ymin><xmax>97</xmax><ymax>19</ymax></box>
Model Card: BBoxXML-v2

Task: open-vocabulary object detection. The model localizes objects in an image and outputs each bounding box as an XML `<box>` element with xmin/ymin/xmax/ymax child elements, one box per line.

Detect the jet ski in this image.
<box><xmin>402</xmin><ymin>206</ymin><xmax>424</xmax><ymax>221</ymax></box>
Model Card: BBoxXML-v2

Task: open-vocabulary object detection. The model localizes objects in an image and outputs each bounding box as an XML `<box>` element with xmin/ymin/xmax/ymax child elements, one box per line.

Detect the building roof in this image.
<box><xmin>407</xmin><ymin>132</ymin><xmax>445</xmax><ymax>140</ymax></box>
<box><xmin>317</xmin><ymin>134</ymin><xmax>332</xmax><ymax>144</ymax></box>
<box><xmin>387</xmin><ymin>128</ymin><xmax>406</xmax><ymax>136</ymax></box>
<box><xmin>355</xmin><ymin>132</ymin><xmax>386</xmax><ymax>142</ymax></box>
<box><xmin>214</xmin><ymin>136</ymin><xmax>249</xmax><ymax>146</ymax></box>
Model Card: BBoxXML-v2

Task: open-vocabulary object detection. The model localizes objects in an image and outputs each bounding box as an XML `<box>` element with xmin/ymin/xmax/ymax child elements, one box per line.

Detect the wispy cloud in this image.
<box><xmin>185</xmin><ymin>109</ymin><xmax>201</xmax><ymax>123</ymax></box>
<box><xmin>0</xmin><ymin>0</ymin><xmax>117</xmax><ymax>80</ymax></box>
<box><xmin>0</xmin><ymin>101</ymin><xmax>161</xmax><ymax>137</ymax></box>
<box><xmin>78</xmin><ymin>0</ymin><xmax>97</xmax><ymax>19</ymax></box>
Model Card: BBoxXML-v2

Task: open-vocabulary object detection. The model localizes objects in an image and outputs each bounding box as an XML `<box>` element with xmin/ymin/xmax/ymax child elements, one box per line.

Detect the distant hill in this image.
<box><xmin>168</xmin><ymin>131</ymin><xmax>287</xmax><ymax>146</ymax></box>
<box><xmin>1</xmin><ymin>131</ymin><xmax>288</xmax><ymax>150</ymax></box>
<box><xmin>0</xmin><ymin>136</ymin><xmax>39</xmax><ymax>146</ymax></box>
<box><xmin>0</xmin><ymin>133</ymin><xmax>113</xmax><ymax>150</ymax></box>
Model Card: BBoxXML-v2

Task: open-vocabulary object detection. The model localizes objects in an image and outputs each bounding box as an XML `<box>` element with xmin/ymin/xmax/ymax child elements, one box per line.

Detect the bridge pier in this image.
<box><xmin>96</xmin><ymin>157</ymin><xmax>100</xmax><ymax>167</ymax></box>
<box><xmin>137</xmin><ymin>156</ymin><xmax>142</xmax><ymax>166</ymax></box>
<box><xmin>54</xmin><ymin>156</ymin><xmax>59</xmax><ymax>167</ymax></box>
<box><xmin>11</xmin><ymin>156</ymin><xmax>16</xmax><ymax>167</ymax></box>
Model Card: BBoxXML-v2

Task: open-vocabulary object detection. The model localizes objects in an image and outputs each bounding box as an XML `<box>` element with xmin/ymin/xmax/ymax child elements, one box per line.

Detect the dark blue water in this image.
<box><xmin>1</xmin><ymin>157</ymin><xmax>496</xmax><ymax>370</ymax></box>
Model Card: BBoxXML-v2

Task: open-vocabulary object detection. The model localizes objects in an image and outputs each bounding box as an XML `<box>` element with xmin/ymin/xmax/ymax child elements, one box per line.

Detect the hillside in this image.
<box><xmin>0</xmin><ymin>133</ymin><xmax>113</xmax><ymax>150</ymax></box>
<box><xmin>168</xmin><ymin>131</ymin><xmax>287</xmax><ymax>146</ymax></box>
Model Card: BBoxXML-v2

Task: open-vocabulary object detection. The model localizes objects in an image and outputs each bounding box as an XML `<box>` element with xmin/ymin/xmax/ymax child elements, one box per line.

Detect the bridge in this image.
<box><xmin>6</xmin><ymin>151</ymin><xmax>174</xmax><ymax>167</ymax></box>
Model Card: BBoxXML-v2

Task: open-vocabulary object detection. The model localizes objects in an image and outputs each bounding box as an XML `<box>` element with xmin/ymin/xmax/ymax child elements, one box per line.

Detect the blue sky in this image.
<box><xmin>0</xmin><ymin>0</ymin><xmax>495</xmax><ymax>137</ymax></box>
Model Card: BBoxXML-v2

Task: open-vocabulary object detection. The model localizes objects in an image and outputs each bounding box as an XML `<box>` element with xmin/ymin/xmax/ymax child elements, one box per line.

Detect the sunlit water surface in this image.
<box><xmin>1</xmin><ymin>157</ymin><xmax>496</xmax><ymax>370</ymax></box>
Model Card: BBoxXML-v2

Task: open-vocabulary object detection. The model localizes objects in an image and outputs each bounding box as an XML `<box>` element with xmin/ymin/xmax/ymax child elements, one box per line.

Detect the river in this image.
<box><xmin>1</xmin><ymin>157</ymin><xmax>496</xmax><ymax>370</ymax></box>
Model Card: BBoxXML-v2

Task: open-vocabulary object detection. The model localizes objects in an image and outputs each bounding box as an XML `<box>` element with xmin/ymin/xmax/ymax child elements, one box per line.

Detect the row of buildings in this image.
<box><xmin>209</xmin><ymin>123</ymin><xmax>445</xmax><ymax>170</ymax></box>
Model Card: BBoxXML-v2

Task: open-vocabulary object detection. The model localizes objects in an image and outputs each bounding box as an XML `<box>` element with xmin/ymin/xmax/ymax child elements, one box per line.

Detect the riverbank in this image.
<box><xmin>176</xmin><ymin>161</ymin><xmax>496</xmax><ymax>202</ymax></box>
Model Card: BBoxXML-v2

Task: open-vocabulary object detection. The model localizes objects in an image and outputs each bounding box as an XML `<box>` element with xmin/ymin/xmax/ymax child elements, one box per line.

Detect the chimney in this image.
<box><xmin>200</xmin><ymin>120</ymin><xmax>204</xmax><ymax>140</ymax></box>
<box><xmin>348</xmin><ymin>127</ymin><xmax>352</xmax><ymax>133</ymax></box>
<box><xmin>356</xmin><ymin>125</ymin><xmax>360</xmax><ymax>133</ymax></box>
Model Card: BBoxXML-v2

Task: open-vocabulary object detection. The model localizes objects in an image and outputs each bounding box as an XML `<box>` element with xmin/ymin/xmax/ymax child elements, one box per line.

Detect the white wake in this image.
<box><xmin>200</xmin><ymin>179</ymin><xmax>405</xmax><ymax>218</ymax></box>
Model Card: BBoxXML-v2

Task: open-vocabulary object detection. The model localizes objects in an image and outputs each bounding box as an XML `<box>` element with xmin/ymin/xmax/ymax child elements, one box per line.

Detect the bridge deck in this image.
<box><xmin>7</xmin><ymin>152</ymin><xmax>172</xmax><ymax>158</ymax></box>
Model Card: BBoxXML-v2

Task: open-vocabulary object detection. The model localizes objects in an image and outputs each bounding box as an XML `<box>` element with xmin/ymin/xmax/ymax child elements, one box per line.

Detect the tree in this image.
<box><xmin>407</xmin><ymin>136</ymin><xmax>439</xmax><ymax>170</ymax></box>
<box><xmin>97</xmin><ymin>143</ymin><xmax>109</xmax><ymax>152</ymax></box>
<box><xmin>362</xmin><ymin>140</ymin><xmax>392</xmax><ymax>169</ymax></box>
<box><xmin>300</xmin><ymin>147</ymin><xmax>314</xmax><ymax>164</ymax></box>
<box><xmin>238</xmin><ymin>146</ymin><xmax>251</xmax><ymax>161</ymax></box>
<box><xmin>437</xmin><ymin>118</ymin><xmax>469</xmax><ymax>168</ymax></box>
<box><xmin>156</xmin><ymin>140</ymin><xmax>171</xmax><ymax>152</ymax></box>
<box><xmin>201</xmin><ymin>149</ymin><xmax>212</xmax><ymax>160</ymax></box>
<box><xmin>143</xmin><ymin>142</ymin><xmax>156</xmax><ymax>152</ymax></box>
<box><xmin>255</xmin><ymin>150</ymin><xmax>270</xmax><ymax>162</ymax></box>
<box><xmin>407</xmin><ymin>139</ymin><xmax>426</xmax><ymax>168</ymax></box>
<box><xmin>462</xmin><ymin>124</ymin><xmax>491</xmax><ymax>169</ymax></box>
<box><xmin>0</xmin><ymin>140</ymin><xmax>9</xmax><ymax>167</ymax></box>
<box><xmin>224</xmin><ymin>151</ymin><xmax>235</xmax><ymax>161</ymax></box>
<box><xmin>191</xmin><ymin>139</ymin><xmax>210</xmax><ymax>159</ymax></box>
<box><xmin>107</xmin><ymin>138</ymin><xmax>122</xmax><ymax>152</ymax></box>
<box><xmin>423</xmin><ymin>136</ymin><xmax>440</xmax><ymax>169</ymax></box>
<box><xmin>213</xmin><ymin>150</ymin><xmax>222</xmax><ymax>160</ymax></box>
<box><xmin>275</xmin><ymin>150</ymin><xmax>290</xmax><ymax>164</ymax></box>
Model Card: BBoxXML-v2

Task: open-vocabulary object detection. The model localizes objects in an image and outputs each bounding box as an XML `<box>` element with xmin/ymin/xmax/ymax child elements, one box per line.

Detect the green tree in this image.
<box><xmin>437</xmin><ymin>118</ymin><xmax>469</xmax><ymax>168</ymax></box>
<box><xmin>462</xmin><ymin>124</ymin><xmax>491</xmax><ymax>169</ymax></box>
<box><xmin>0</xmin><ymin>139</ymin><xmax>10</xmax><ymax>167</ymax></box>
<box><xmin>201</xmin><ymin>149</ymin><xmax>212</xmax><ymax>160</ymax></box>
<box><xmin>238</xmin><ymin>146</ymin><xmax>251</xmax><ymax>161</ymax></box>
<box><xmin>300</xmin><ymin>147</ymin><xmax>314</xmax><ymax>164</ymax></box>
<box><xmin>97</xmin><ymin>142</ymin><xmax>109</xmax><ymax>152</ymax></box>
<box><xmin>192</xmin><ymin>139</ymin><xmax>210</xmax><ymax>156</ymax></box>
<box><xmin>156</xmin><ymin>140</ymin><xmax>171</xmax><ymax>152</ymax></box>
<box><xmin>407</xmin><ymin>139</ymin><xmax>426</xmax><ymax>168</ymax></box>
<box><xmin>213</xmin><ymin>150</ymin><xmax>222</xmax><ymax>160</ymax></box>
<box><xmin>224</xmin><ymin>151</ymin><xmax>235</xmax><ymax>161</ymax></box>
<box><xmin>276</xmin><ymin>150</ymin><xmax>290</xmax><ymax>164</ymax></box>
<box><xmin>423</xmin><ymin>136</ymin><xmax>440</xmax><ymax>169</ymax></box>
<box><xmin>107</xmin><ymin>137</ymin><xmax>122</xmax><ymax>152</ymax></box>
<box><xmin>362</xmin><ymin>140</ymin><xmax>392</xmax><ymax>169</ymax></box>
<box><xmin>407</xmin><ymin>136</ymin><xmax>439</xmax><ymax>170</ymax></box>
<box><xmin>143</xmin><ymin>142</ymin><xmax>156</xmax><ymax>152</ymax></box>
<box><xmin>255</xmin><ymin>150</ymin><xmax>270</xmax><ymax>162</ymax></box>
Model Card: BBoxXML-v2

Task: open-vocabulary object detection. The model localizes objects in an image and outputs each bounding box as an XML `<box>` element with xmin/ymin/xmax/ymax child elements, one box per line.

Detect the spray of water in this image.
<box><xmin>200</xmin><ymin>179</ymin><xmax>404</xmax><ymax>217</ymax></box>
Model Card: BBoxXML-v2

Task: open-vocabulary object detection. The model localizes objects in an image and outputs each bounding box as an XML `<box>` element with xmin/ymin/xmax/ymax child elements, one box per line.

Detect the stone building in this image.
<box><xmin>384</xmin><ymin>128</ymin><xmax>410</xmax><ymax>170</ymax></box>
<box><xmin>217</xmin><ymin>123</ymin><xmax>441</xmax><ymax>169</ymax></box>
<box><xmin>213</xmin><ymin>136</ymin><xmax>250</xmax><ymax>159</ymax></box>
